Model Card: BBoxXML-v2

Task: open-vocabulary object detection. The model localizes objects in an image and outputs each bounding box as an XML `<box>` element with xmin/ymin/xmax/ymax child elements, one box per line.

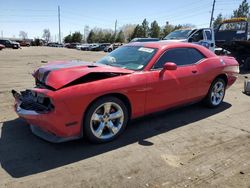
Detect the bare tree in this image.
<box><xmin>42</xmin><ymin>29</ymin><xmax>51</xmax><ymax>43</ymax></box>
<box><xmin>19</xmin><ymin>31</ymin><xmax>28</xmax><ymax>40</ymax></box>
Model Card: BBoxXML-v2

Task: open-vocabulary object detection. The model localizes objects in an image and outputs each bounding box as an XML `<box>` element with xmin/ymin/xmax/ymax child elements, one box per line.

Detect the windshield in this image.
<box><xmin>97</xmin><ymin>46</ymin><xmax>157</xmax><ymax>70</ymax></box>
<box><xmin>218</xmin><ymin>21</ymin><xmax>247</xmax><ymax>31</ymax></box>
<box><xmin>164</xmin><ymin>29</ymin><xmax>193</xmax><ymax>40</ymax></box>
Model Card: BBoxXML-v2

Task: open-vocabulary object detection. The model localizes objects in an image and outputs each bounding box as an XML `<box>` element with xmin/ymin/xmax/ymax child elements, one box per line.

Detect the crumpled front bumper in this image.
<box><xmin>12</xmin><ymin>90</ymin><xmax>81</xmax><ymax>143</ymax></box>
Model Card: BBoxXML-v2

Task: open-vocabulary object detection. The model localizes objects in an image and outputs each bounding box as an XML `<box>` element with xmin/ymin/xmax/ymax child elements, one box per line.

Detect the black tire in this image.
<box><xmin>204</xmin><ymin>78</ymin><xmax>226</xmax><ymax>108</ymax></box>
<box><xmin>108</xmin><ymin>48</ymin><xmax>112</xmax><ymax>52</ymax></box>
<box><xmin>83</xmin><ymin>96</ymin><xmax>128</xmax><ymax>143</ymax></box>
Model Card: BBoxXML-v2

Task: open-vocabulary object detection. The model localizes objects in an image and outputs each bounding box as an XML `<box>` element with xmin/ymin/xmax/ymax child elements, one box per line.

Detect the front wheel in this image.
<box><xmin>83</xmin><ymin>97</ymin><xmax>128</xmax><ymax>143</ymax></box>
<box><xmin>204</xmin><ymin>78</ymin><xmax>226</xmax><ymax>108</ymax></box>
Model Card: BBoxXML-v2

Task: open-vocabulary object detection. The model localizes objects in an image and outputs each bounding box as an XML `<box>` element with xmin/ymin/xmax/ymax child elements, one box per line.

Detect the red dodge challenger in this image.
<box><xmin>12</xmin><ymin>42</ymin><xmax>239</xmax><ymax>143</ymax></box>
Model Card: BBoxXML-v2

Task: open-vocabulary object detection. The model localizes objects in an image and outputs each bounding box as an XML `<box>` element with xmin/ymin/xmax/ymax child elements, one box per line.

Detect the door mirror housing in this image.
<box><xmin>163</xmin><ymin>62</ymin><xmax>177</xmax><ymax>70</ymax></box>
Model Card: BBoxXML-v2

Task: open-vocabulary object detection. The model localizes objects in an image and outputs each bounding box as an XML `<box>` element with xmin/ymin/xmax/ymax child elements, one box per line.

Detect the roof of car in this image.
<box><xmin>125</xmin><ymin>41</ymin><xmax>216</xmax><ymax>57</ymax></box>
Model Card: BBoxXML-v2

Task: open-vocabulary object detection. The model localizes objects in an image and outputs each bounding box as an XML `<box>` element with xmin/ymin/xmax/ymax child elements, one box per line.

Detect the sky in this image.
<box><xmin>0</xmin><ymin>0</ymin><xmax>245</xmax><ymax>41</ymax></box>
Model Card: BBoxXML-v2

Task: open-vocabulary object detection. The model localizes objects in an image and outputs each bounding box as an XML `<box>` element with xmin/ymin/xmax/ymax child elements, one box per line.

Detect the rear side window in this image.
<box><xmin>205</xmin><ymin>30</ymin><xmax>212</xmax><ymax>40</ymax></box>
<box><xmin>153</xmin><ymin>48</ymin><xmax>205</xmax><ymax>69</ymax></box>
<box><xmin>187</xmin><ymin>48</ymin><xmax>205</xmax><ymax>64</ymax></box>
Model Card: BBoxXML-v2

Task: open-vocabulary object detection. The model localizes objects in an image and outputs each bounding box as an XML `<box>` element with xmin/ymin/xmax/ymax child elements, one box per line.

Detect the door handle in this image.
<box><xmin>192</xmin><ymin>70</ymin><xmax>197</xmax><ymax>74</ymax></box>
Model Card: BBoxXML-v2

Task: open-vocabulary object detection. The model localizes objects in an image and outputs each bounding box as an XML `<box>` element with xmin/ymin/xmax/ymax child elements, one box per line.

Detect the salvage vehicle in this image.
<box><xmin>12</xmin><ymin>42</ymin><xmax>239</xmax><ymax>143</ymax></box>
<box><xmin>0</xmin><ymin>39</ymin><xmax>20</xmax><ymax>49</ymax></box>
<box><xmin>163</xmin><ymin>28</ymin><xmax>215</xmax><ymax>51</ymax></box>
<box><xmin>215</xmin><ymin>17</ymin><xmax>250</xmax><ymax>70</ymax></box>
<box><xmin>0</xmin><ymin>44</ymin><xmax>5</xmax><ymax>50</ymax></box>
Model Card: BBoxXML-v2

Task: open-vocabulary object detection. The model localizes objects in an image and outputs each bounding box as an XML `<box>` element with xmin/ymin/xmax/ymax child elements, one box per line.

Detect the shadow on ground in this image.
<box><xmin>0</xmin><ymin>102</ymin><xmax>231</xmax><ymax>178</ymax></box>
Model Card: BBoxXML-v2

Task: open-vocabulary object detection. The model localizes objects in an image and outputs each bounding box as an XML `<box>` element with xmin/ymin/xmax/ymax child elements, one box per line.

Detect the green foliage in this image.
<box><xmin>64</xmin><ymin>32</ymin><xmax>83</xmax><ymax>43</ymax></box>
<box><xmin>71</xmin><ymin>32</ymin><xmax>83</xmax><ymax>42</ymax></box>
<box><xmin>213</xmin><ymin>13</ymin><xmax>223</xmax><ymax>29</ymax></box>
<box><xmin>149</xmin><ymin>20</ymin><xmax>160</xmax><ymax>38</ymax></box>
<box><xmin>232</xmin><ymin>0</ymin><xmax>249</xmax><ymax>18</ymax></box>
<box><xmin>160</xmin><ymin>22</ymin><xmax>175</xmax><ymax>38</ymax></box>
<box><xmin>141</xmin><ymin>19</ymin><xmax>149</xmax><ymax>37</ymax></box>
<box><xmin>64</xmin><ymin>34</ymin><xmax>72</xmax><ymax>43</ymax></box>
<box><xmin>87</xmin><ymin>30</ymin><xmax>96</xmax><ymax>43</ymax></box>
<box><xmin>115</xmin><ymin>30</ymin><xmax>125</xmax><ymax>43</ymax></box>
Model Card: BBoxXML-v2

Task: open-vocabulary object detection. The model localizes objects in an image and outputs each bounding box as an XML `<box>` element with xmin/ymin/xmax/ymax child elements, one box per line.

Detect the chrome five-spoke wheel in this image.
<box><xmin>204</xmin><ymin>78</ymin><xmax>226</xmax><ymax>108</ymax></box>
<box><xmin>211</xmin><ymin>81</ymin><xmax>225</xmax><ymax>106</ymax></box>
<box><xmin>90</xmin><ymin>102</ymin><xmax>124</xmax><ymax>139</ymax></box>
<box><xmin>84</xmin><ymin>97</ymin><xmax>128</xmax><ymax>143</ymax></box>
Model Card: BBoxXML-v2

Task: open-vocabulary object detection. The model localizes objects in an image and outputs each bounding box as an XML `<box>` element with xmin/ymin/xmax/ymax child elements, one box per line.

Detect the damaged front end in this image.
<box><xmin>12</xmin><ymin>89</ymin><xmax>54</xmax><ymax>114</ymax></box>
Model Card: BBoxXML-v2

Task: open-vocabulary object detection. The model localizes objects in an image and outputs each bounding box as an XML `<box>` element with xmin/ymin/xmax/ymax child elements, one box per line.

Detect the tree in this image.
<box><xmin>120</xmin><ymin>24</ymin><xmax>136</xmax><ymax>42</ymax></box>
<box><xmin>64</xmin><ymin>34</ymin><xmax>72</xmax><ymax>43</ymax></box>
<box><xmin>149</xmin><ymin>20</ymin><xmax>160</xmax><ymax>38</ymax></box>
<box><xmin>161</xmin><ymin>22</ymin><xmax>175</xmax><ymax>38</ymax></box>
<box><xmin>71</xmin><ymin>32</ymin><xmax>83</xmax><ymax>42</ymax></box>
<box><xmin>87</xmin><ymin>30</ymin><xmax>96</xmax><ymax>43</ymax></box>
<box><xmin>130</xmin><ymin>24</ymin><xmax>144</xmax><ymax>40</ymax></box>
<box><xmin>19</xmin><ymin>31</ymin><xmax>28</xmax><ymax>40</ymax></box>
<box><xmin>232</xmin><ymin>0</ymin><xmax>249</xmax><ymax>18</ymax></box>
<box><xmin>115</xmin><ymin>30</ymin><xmax>125</xmax><ymax>43</ymax></box>
<box><xmin>42</xmin><ymin>29</ymin><xmax>51</xmax><ymax>43</ymax></box>
<box><xmin>141</xmin><ymin>19</ymin><xmax>149</xmax><ymax>37</ymax></box>
<box><xmin>213</xmin><ymin>13</ymin><xmax>223</xmax><ymax>29</ymax></box>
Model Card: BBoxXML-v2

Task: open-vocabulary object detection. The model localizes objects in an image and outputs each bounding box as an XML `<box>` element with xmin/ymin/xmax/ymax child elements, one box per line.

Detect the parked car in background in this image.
<box><xmin>0</xmin><ymin>44</ymin><xmax>5</xmax><ymax>50</ymax></box>
<box><xmin>130</xmin><ymin>38</ymin><xmax>160</xmax><ymax>42</ymax></box>
<box><xmin>163</xmin><ymin>28</ymin><xmax>215</xmax><ymax>51</ymax></box>
<box><xmin>16</xmin><ymin>40</ymin><xmax>31</xmax><ymax>47</ymax></box>
<box><xmin>47</xmin><ymin>42</ymin><xmax>63</xmax><ymax>47</ymax></box>
<box><xmin>76</xmin><ymin>44</ymin><xmax>87</xmax><ymax>50</ymax></box>
<box><xmin>90</xmin><ymin>43</ymin><xmax>111</xmax><ymax>51</ymax></box>
<box><xmin>66</xmin><ymin>43</ymin><xmax>81</xmax><ymax>49</ymax></box>
<box><xmin>104</xmin><ymin>43</ymin><xmax>123</xmax><ymax>52</ymax></box>
<box><xmin>0</xmin><ymin>39</ymin><xmax>20</xmax><ymax>49</ymax></box>
<box><xmin>12</xmin><ymin>42</ymin><xmax>239</xmax><ymax>143</ymax></box>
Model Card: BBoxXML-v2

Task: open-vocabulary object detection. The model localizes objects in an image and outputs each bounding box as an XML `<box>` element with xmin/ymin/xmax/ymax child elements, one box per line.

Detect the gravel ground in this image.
<box><xmin>0</xmin><ymin>47</ymin><xmax>249</xmax><ymax>188</ymax></box>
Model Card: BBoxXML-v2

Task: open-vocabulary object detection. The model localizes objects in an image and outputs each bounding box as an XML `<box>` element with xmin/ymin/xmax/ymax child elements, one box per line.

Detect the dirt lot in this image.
<box><xmin>0</xmin><ymin>47</ymin><xmax>250</xmax><ymax>188</ymax></box>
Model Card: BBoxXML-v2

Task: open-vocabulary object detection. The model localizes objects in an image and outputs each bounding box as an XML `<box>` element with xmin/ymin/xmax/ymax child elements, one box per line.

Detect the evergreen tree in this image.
<box><xmin>141</xmin><ymin>19</ymin><xmax>149</xmax><ymax>37</ymax></box>
<box><xmin>64</xmin><ymin>34</ymin><xmax>72</xmax><ymax>43</ymax></box>
<box><xmin>87</xmin><ymin>30</ymin><xmax>96</xmax><ymax>43</ymax></box>
<box><xmin>149</xmin><ymin>20</ymin><xmax>160</xmax><ymax>38</ymax></box>
<box><xmin>213</xmin><ymin>13</ymin><xmax>223</xmax><ymax>29</ymax></box>
<box><xmin>71</xmin><ymin>32</ymin><xmax>82</xmax><ymax>42</ymax></box>
<box><xmin>232</xmin><ymin>0</ymin><xmax>249</xmax><ymax>17</ymax></box>
<box><xmin>115</xmin><ymin>30</ymin><xmax>125</xmax><ymax>43</ymax></box>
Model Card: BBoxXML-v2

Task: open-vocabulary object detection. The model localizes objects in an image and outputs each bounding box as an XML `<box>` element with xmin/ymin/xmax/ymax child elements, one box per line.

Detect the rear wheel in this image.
<box><xmin>83</xmin><ymin>97</ymin><xmax>128</xmax><ymax>143</ymax></box>
<box><xmin>204</xmin><ymin>78</ymin><xmax>226</xmax><ymax>108</ymax></box>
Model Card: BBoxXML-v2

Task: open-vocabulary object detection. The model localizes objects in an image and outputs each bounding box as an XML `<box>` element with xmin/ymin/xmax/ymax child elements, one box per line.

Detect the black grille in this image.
<box><xmin>19</xmin><ymin>90</ymin><xmax>53</xmax><ymax>112</ymax></box>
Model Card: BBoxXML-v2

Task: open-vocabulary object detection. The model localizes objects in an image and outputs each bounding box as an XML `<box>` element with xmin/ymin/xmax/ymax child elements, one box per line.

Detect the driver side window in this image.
<box><xmin>153</xmin><ymin>48</ymin><xmax>205</xmax><ymax>69</ymax></box>
<box><xmin>153</xmin><ymin>48</ymin><xmax>190</xmax><ymax>69</ymax></box>
<box><xmin>192</xmin><ymin>30</ymin><xmax>204</xmax><ymax>42</ymax></box>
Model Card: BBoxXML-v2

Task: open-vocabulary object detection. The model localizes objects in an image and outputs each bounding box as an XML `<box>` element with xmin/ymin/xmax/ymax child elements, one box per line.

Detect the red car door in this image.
<box><xmin>144</xmin><ymin>47</ymin><xmax>205</xmax><ymax>114</ymax></box>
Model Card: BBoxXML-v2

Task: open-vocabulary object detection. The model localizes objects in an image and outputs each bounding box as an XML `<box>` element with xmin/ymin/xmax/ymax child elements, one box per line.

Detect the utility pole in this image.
<box><xmin>1</xmin><ymin>30</ymin><xmax>3</xmax><ymax>39</ymax></box>
<box><xmin>58</xmin><ymin>5</ymin><xmax>61</xmax><ymax>43</ymax></box>
<box><xmin>114</xmin><ymin>20</ymin><xmax>117</xmax><ymax>35</ymax></box>
<box><xmin>209</xmin><ymin>0</ymin><xmax>216</xmax><ymax>28</ymax></box>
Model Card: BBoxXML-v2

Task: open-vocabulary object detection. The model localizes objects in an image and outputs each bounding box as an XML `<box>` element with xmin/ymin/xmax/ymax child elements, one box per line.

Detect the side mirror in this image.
<box><xmin>163</xmin><ymin>62</ymin><xmax>177</xmax><ymax>71</ymax></box>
